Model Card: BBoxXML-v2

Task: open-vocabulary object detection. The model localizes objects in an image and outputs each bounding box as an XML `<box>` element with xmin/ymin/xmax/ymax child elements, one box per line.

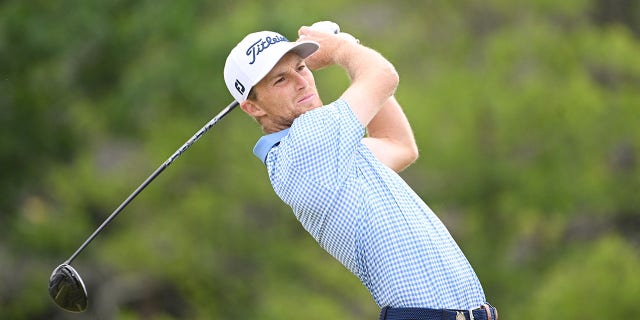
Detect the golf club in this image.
<box><xmin>49</xmin><ymin>100</ymin><xmax>238</xmax><ymax>312</ymax></box>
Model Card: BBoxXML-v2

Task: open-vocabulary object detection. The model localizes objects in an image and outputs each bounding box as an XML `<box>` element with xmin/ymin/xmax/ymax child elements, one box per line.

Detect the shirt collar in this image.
<box><xmin>253</xmin><ymin>128</ymin><xmax>290</xmax><ymax>164</ymax></box>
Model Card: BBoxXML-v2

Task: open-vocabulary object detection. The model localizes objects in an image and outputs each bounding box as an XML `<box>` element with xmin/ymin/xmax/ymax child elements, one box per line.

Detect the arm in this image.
<box><xmin>298</xmin><ymin>27</ymin><xmax>399</xmax><ymax>127</ymax></box>
<box><xmin>362</xmin><ymin>96</ymin><xmax>419</xmax><ymax>172</ymax></box>
<box><xmin>299</xmin><ymin>27</ymin><xmax>415</xmax><ymax>172</ymax></box>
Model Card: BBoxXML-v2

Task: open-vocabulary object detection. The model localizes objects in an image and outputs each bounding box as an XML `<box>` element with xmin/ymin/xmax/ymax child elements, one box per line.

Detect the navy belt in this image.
<box><xmin>379</xmin><ymin>304</ymin><xmax>498</xmax><ymax>320</ymax></box>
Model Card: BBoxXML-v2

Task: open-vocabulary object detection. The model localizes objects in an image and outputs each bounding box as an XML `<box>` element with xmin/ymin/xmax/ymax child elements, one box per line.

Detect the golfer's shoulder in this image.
<box><xmin>295</xmin><ymin>99</ymin><xmax>362</xmax><ymax>133</ymax></box>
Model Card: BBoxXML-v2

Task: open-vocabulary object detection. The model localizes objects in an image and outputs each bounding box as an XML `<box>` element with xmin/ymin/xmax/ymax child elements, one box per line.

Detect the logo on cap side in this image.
<box><xmin>245</xmin><ymin>35</ymin><xmax>288</xmax><ymax>65</ymax></box>
<box><xmin>234</xmin><ymin>79</ymin><xmax>245</xmax><ymax>96</ymax></box>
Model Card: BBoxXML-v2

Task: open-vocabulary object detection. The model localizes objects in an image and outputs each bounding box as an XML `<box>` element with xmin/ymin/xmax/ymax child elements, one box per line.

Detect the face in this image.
<box><xmin>242</xmin><ymin>52</ymin><xmax>323</xmax><ymax>133</ymax></box>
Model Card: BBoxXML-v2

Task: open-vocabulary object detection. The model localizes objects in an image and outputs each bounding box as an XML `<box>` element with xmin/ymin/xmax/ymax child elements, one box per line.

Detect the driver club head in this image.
<box><xmin>49</xmin><ymin>264</ymin><xmax>88</xmax><ymax>312</ymax></box>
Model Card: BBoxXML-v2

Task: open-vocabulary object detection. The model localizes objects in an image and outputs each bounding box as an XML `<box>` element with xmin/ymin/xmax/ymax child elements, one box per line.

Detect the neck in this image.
<box><xmin>258</xmin><ymin>116</ymin><xmax>291</xmax><ymax>134</ymax></box>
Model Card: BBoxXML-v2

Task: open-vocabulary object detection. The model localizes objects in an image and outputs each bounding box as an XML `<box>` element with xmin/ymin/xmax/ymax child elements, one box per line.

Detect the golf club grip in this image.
<box><xmin>66</xmin><ymin>101</ymin><xmax>239</xmax><ymax>264</ymax></box>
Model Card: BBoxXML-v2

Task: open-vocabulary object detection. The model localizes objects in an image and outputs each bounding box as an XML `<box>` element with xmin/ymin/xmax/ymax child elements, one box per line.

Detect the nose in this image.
<box><xmin>293</xmin><ymin>72</ymin><xmax>309</xmax><ymax>90</ymax></box>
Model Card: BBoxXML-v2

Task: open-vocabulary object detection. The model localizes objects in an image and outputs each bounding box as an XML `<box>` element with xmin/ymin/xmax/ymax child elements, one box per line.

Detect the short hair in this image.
<box><xmin>247</xmin><ymin>88</ymin><xmax>257</xmax><ymax>101</ymax></box>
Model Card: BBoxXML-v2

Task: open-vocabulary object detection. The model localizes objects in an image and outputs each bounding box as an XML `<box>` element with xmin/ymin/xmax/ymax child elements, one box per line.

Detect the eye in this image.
<box><xmin>274</xmin><ymin>77</ymin><xmax>285</xmax><ymax>85</ymax></box>
<box><xmin>297</xmin><ymin>64</ymin><xmax>306</xmax><ymax>72</ymax></box>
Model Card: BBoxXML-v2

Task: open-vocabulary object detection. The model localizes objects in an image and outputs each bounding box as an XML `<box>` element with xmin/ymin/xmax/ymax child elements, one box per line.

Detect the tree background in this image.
<box><xmin>1</xmin><ymin>0</ymin><xmax>639</xmax><ymax>319</ymax></box>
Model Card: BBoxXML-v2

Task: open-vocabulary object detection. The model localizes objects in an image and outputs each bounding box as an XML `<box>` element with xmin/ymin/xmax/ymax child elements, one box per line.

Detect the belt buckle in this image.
<box><xmin>455</xmin><ymin>311</ymin><xmax>465</xmax><ymax>320</ymax></box>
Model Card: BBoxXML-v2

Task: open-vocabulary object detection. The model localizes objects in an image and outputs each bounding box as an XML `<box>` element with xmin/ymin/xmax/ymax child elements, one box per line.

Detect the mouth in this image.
<box><xmin>297</xmin><ymin>93</ymin><xmax>315</xmax><ymax>104</ymax></box>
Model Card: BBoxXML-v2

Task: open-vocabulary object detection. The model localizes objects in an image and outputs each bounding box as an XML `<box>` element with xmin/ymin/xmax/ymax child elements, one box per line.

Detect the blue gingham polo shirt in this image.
<box><xmin>253</xmin><ymin>99</ymin><xmax>486</xmax><ymax>309</ymax></box>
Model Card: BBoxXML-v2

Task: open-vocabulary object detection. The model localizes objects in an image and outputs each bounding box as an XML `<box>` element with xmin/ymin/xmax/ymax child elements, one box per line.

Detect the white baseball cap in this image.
<box><xmin>224</xmin><ymin>31</ymin><xmax>319</xmax><ymax>103</ymax></box>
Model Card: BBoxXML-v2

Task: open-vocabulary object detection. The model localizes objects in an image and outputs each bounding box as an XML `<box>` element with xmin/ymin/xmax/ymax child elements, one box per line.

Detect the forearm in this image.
<box><xmin>335</xmin><ymin>42</ymin><xmax>399</xmax><ymax>126</ymax></box>
<box><xmin>333</xmin><ymin>42</ymin><xmax>398</xmax><ymax>98</ymax></box>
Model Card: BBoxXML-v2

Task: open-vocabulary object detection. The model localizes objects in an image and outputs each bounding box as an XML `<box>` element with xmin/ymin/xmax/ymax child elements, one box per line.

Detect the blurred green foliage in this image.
<box><xmin>1</xmin><ymin>0</ymin><xmax>639</xmax><ymax>319</ymax></box>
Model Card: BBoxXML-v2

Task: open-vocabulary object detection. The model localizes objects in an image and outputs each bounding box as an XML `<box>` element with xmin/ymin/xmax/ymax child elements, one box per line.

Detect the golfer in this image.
<box><xmin>224</xmin><ymin>25</ymin><xmax>498</xmax><ymax>320</ymax></box>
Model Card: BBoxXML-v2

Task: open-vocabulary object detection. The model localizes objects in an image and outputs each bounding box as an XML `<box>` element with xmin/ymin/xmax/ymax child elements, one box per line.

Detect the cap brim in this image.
<box><xmin>289</xmin><ymin>40</ymin><xmax>319</xmax><ymax>59</ymax></box>
<box><xmin>251</xmin><ymin>40</ymin><xmax>319</xmax><ymax>88</ymax></box>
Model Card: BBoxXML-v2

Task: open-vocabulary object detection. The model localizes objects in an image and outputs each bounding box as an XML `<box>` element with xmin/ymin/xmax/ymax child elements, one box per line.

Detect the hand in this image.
<box><xmin>297</xmin><ymin>26</ymin><xmax>359</xmax><ymax>71</ymax></box>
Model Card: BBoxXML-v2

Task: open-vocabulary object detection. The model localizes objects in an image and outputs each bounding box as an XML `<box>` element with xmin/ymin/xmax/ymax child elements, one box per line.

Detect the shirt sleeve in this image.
<box><xmin>276</xmin><ymin>99</ymin><xmax>365</xmax><ymax>189</ymax></box>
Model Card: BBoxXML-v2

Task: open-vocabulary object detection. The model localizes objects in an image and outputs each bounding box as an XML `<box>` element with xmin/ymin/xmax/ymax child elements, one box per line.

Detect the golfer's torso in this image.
<box><xmin>275</xmin><ymin>141</ymin><xmax>485</xmax><ymax>309</ymax></box>
<box><xmin>261</xmin><ymin>100</ymin><xmax>486</xmax><ymax>309</ymax></box>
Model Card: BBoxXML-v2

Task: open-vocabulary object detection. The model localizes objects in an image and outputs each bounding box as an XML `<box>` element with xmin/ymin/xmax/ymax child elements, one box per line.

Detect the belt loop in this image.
<box><xmin>379</xmin><ymin>306</ymin><xmax>389</xmax><ymax>320</ymax></box>
<box><xmin>486</xmin><ymin>303</ymin><xmax>498</xmax><ymax>320</ymax></box>
<box><xmin>468</xmin><ymin>308</ymin><xmax>475</xmax><ymax>320</ymax></box>
<box><xmin>481</xmin><ymin>304</ymin><xmax>492</xmax><ymax>320</ymax></box>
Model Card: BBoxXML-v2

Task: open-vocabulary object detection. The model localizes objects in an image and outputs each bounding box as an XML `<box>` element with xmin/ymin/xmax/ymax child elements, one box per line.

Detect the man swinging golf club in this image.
<box><xmin>224</xmin><ymin>22</ymin><xmax>498</xmax><ymax>320</ymax></box>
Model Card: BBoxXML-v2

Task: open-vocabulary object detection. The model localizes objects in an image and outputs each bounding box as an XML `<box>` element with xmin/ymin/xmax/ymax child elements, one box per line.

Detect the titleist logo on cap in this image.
<box><xmin>246</xmin><ymin>35</ymin><xmax>288</xmax><ymax>65</ymax></box>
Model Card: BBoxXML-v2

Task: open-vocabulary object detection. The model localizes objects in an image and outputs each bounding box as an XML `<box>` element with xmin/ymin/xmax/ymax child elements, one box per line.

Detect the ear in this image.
<box><xmin>240</xmin><ymin>99</ymin><xmax>267</xmax><ymax>117</ymax></box>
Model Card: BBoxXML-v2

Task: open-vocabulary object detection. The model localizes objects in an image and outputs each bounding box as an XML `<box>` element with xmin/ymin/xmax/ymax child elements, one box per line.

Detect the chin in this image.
<box><xmin>296</xmin><ymin>100</ymin><xmax>320</xmax><ymax>113</ymax></box>
<box><xmin>309</xmin><ymin>97</ymin><xmax>324</xmax><ymax>109</ymax></box>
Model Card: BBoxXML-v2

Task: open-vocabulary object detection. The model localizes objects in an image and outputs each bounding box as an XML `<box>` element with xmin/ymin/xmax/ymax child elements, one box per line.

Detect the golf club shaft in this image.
<box><xmin>65</xmin><ymin>100</ymin><xmax>239</xmax><ymax>264</ymax></box>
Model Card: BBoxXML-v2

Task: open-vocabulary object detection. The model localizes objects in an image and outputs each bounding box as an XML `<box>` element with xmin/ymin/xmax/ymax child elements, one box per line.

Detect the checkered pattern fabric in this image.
<box><xmin>253</xmin><ymin>99</ymin><xmax>486</xmax><ymax>309</ymax></box>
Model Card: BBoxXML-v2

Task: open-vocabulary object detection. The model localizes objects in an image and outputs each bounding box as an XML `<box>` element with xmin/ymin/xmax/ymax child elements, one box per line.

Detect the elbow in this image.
<box><xmin>408</xmin><ymin>143</ymin><xmax>419</xmax><ymax>163</ymax></box>
<box><xmin>404</xmin><ymin>143</ymin><xmax>420</xmax><ymax>167</ymax></box>
<box><xmin>387</xmin><ymin>62</ymin><xmax>399</xmax><ymax>85</ymax></box>
<box><xmin>394</xmin><ymin>143</ymin><xmax>419</xmax><ymax>173</ymax></box>
<box><xmin>384</xmin><ymin>64</ymin><xmax>400</xmax><ymax>96</ymax></box>
<box><xmin>372</xmin><ymin>60</ymin><xmax>399</xmax><ymax>98</ymax></box>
